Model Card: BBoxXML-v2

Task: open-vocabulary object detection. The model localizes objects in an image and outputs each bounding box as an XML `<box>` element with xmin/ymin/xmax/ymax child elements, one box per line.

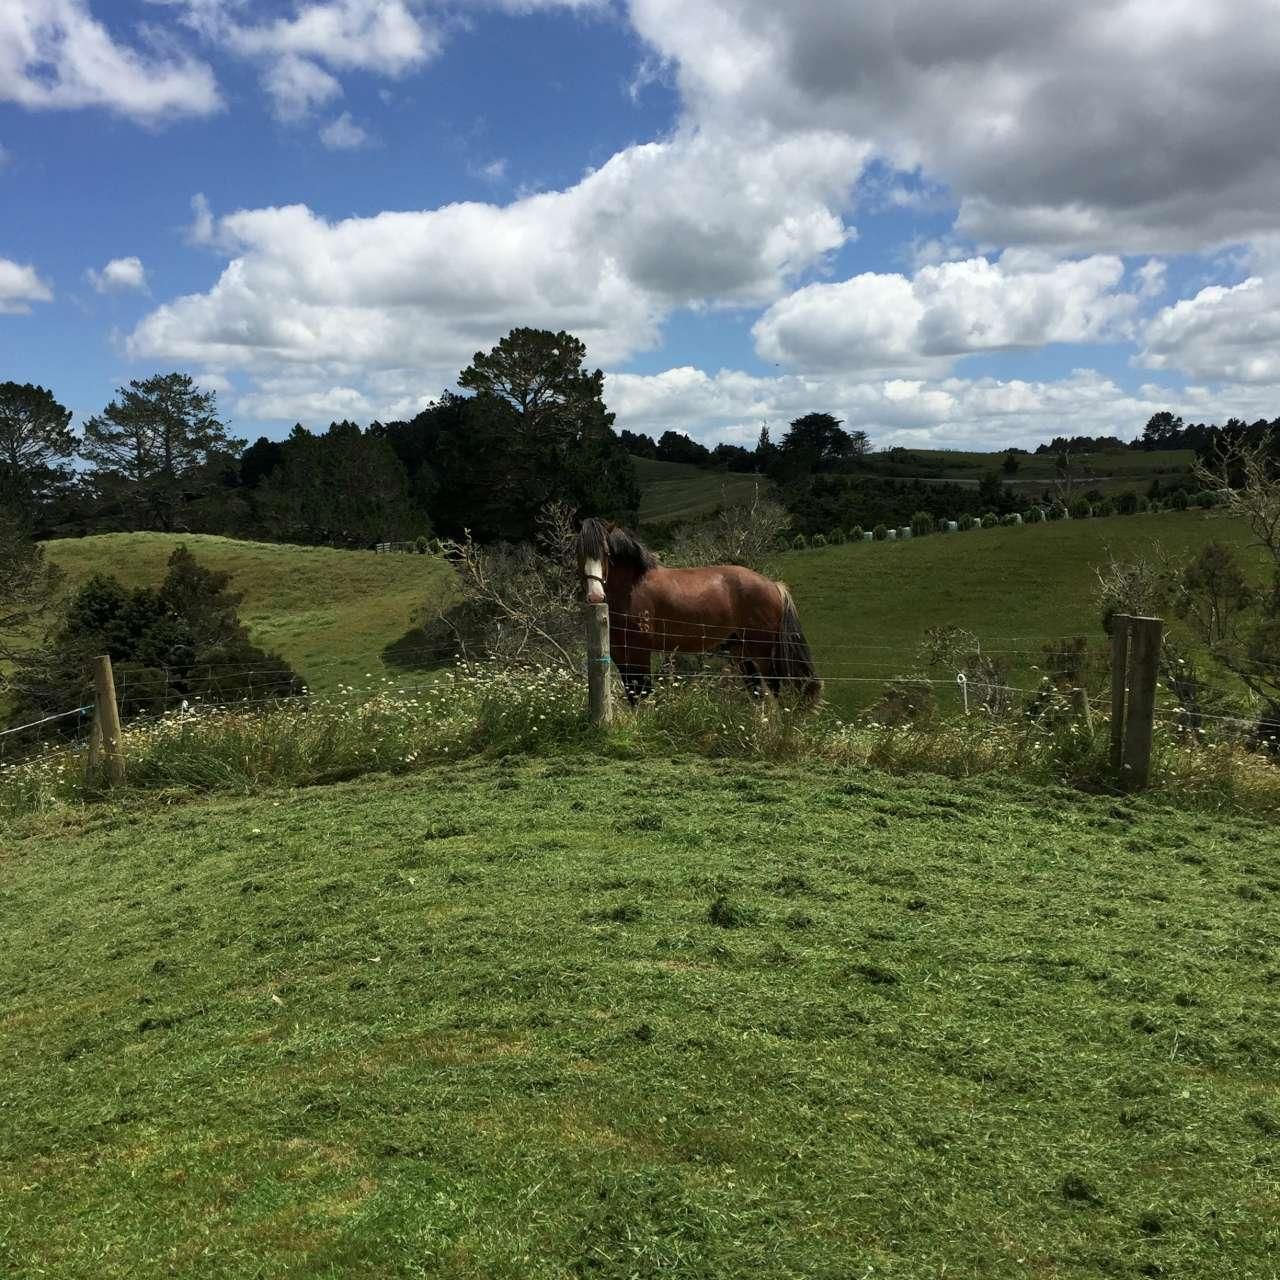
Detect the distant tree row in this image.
<box><xmin>2</xmin><ymin>329</ymin><xmax>640</xmax><ymax>547</ymax></box>
<box><xmin>1034</xmin><ymin>411</ymin><xmax>1280</xmax><ymax>457</ymax></box>
<box><xmin>619</xmin><ymin>414</ymin><xmax>871</xmax><ymax>479</ymax></box>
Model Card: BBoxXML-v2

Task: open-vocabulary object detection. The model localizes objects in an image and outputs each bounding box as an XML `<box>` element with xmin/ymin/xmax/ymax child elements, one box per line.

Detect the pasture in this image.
<box><xmin>34</xmin><ymin>508</ymin><xmax>1257</xmax><ymax>722</ymax></box>
<box><xmin>778</xmin><ymin>508</ymin><xmax>1261</xmax><ymax>716</ymax></box>
<box><xmin>40</xmin><ymin>534</ymin><xmax>455</xmax><ymax>694</ymax></box>
<box><xmin>893</xmin><ymin>448</ymin><xmax>1196</xmax><ymax>496</ymax></box>
<box><xmin>633</xmin><ymin>457</ymin><xmax>767</xmax><ymax>525</ymax></box>
<box><xmin>3</xmin><ymin>755</ymin><xmax>1278</xmax><ymax>1278</ymax></box>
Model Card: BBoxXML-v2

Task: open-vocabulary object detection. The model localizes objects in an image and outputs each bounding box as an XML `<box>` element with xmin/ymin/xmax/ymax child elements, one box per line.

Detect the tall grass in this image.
<box><xmin>3</xmin><ymin>664</ymin><xmax>1277</xmax><ymax>820</ymax></box>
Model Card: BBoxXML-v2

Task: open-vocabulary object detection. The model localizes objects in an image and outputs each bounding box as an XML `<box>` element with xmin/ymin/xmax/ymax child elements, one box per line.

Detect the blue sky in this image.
<box><xmin>3</xmin><ymin>1</ymin><xmax>1280</xmax><ymax>451</ymax></box>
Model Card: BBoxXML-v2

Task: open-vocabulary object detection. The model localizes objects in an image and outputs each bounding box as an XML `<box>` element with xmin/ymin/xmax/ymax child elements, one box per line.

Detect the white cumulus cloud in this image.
<box><xmin>261</xmin><ymin>52</ymin><xmax>341</xmax><ymax>121</ymax></box>
<box><xmin>604</xmin><ymin>365</ymin><xmax>1189</xmax><ymax>452</ymax></box>
<box><xmin>86</xmin><ymin>255</ymin><xmax>148</xmax><ymax>293</ymax></box>
<box><xmin>319</xmin><ymin>111</ymin><xmax>370</xmax><ymax>149</ymax></box>
<box><xmin>753</xmin><ymin>252</ymin><xmax>1137</xmax><ymax>375</ymax></box>
<box><xmin>0</xmin><ymin>257</ymin><xmax>54</xmax><ymax>314</ymax></box>
<box><xmin>128</xmin><ymin>129</ymin><xmax>867</xmax><ymax>414</ymax></box>
<box><xmin>0</xmin><ymin>0</ymin><xmax>221</xmax><ymax>121</ymax></box>
<box><xmin>628</xmin><ymin>0</ymin><xmax>1280</xmax><ymax>254</ymax></box>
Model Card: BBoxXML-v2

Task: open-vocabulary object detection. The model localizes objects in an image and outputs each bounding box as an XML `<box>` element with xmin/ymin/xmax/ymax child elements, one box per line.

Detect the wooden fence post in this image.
<box><xmin>1070</xmin><ymin>686</ymin><xmax>1094</xmax><ymax>735</ymax></box>
<box><xmin>92</xmin><ymin>654</ymin><xmax>126</xmax><ymax>785</ymax></box>
<box><xmin>1121</xmin><ymin>616</ymin><xmax>1164</xmax><ymax>791</ymax></box>
<box><xmin>586</xmin><ymin>603</ymin><xmax>613</xmax><ymax>728</ymax></box>
<box><xmin>1110</xmin><ymin>615</ymin><xmax>1131</xmax><ymax>773</ymax></box>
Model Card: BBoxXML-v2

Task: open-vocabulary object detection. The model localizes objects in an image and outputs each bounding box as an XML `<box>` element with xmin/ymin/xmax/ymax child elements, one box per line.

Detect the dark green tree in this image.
<box><xmin>618</xmin><ymin>429</ymin><xmax>657</xmax><ymax>458</ymax></box>
<box><xmin>456</xmin><ymin>328</ymin><xmax>638</xmax><ymax>531</ymax></box>
<box><xmin>776</xmin><ymin>413</ymin><xmax>862</xmax><ymax>476</ymax></box>
<box><xmin>655</xmin><ymin>430</ymin><xmax>712</xmax><ymax>465</ymax></box>
<box><xmin>978</xmin><ymin>470</ymin><xmax>1007</xmax><ymax>511</ymax></box>
<box><xmin>755</xmin><ymin>425</ymin><xmax>779</xmax><ymax>473</ymax></box>
<box><xmin>80</xmin><ymin>373</ymin><xmax>244</xmax><ymax>531</ymax></box>
<box><xmin>0</xmin><ymin>382</ymin><xmax>77</xmax><ymax>517</ymax></box>
<box><xmin>257</xmin><ymin>421</ymin><xmax>419</xmax><ymax>547</ymax></box>
<box><xmin>459</xmin><ymin>328</ymin><xmax>603</xmax><ymax>431</ymax></box>
<box><xmin>9</xmin><ymin>547</ymin><xmax>299</xmax><ymax>728</ymax></box>
<box><xmin>239</xmin><ymin>436</ymin><xmax>286</xmax><ymax>488</ymax></box>
<box><xmin>1141</xmin><ymin>411</ymin><xmax>1184</xmax><ymax>450</ymax></box>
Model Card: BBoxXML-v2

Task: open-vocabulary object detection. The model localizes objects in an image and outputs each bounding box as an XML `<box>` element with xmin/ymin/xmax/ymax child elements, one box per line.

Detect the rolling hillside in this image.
<box><xmin>40</xmin><ymin>534</ymin><xmax>455</xmax><ymax>693</ymax></box>
<box><xmin>777</xmin><ymin>508</ymin><xmax>1259</xmax><ymax>715</ymax></box>
<box><xmin>33</xmin><ymin>510</ymin><xmax>1259</xmax><ymax>716</ymax></box>
<box><xmin>882</xmin><ymin>447</ymin><xmax>1196</xmax><ymax>496</ymax></box>
<box><xmin>633</xmin><ymin>457</ymin><xmax>767</xmax><ymax>524</ymax></box>
<box><xmin>3</xmin><ymin>756</ymin><xmax>1276</xmax><ymax>1277</ymax></box>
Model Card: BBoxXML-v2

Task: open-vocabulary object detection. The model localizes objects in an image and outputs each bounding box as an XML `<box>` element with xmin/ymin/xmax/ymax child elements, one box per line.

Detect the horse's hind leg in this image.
<box><xmin>618</xmin><ymin>663</ymin><xmax>652</xmax><ymax>705</ymax></box>
<box><xmin>738</xmin><ymin>658</ymin><xmax>766</xmax><ymax>700</ymax></box>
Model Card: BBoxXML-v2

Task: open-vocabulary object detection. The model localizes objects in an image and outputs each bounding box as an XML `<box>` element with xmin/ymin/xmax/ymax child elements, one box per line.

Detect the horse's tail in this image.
<box><xmin>773</xmin><ymin>584</ymin><xmax>823</xmax><ymax>703</ymax></box>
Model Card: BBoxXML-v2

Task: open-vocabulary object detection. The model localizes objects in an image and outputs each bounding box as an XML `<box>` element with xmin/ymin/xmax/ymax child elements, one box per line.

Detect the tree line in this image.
<box><xmin>1</xmin><ymin>328</ymin><xmax>641</xmax><ymax>548</ymax></box>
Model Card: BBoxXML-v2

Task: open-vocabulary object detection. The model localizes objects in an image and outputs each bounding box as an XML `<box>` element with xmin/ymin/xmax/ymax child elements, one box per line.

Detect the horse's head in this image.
<box><xmin>576</xmin><ymin>517</ymin><xmax>612</xmax><ymax>604</ymax></box>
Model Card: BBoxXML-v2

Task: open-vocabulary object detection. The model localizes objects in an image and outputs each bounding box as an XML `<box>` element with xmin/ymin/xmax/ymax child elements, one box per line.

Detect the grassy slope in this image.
<box><xmin>893</xmin><ymin>448</ymin><xmax>1196</xmax><ymax>496</ymax></box>
<box><xmin>41</xmin><ymin>534</ymin><xmax>454</xmax><ymax>693</ymax></box>
<box><xmin>633</xmin><ymin>457</ymin><xmax>765</xmax><ymax>524</ymax></box>
<box><xmin>2</xmin><ymin>757</ymin><xmax>1277</xmax><ymax>1278</ymax></box>
<box><xmin>779</xmin><ymin>509</ymin><xmax>1260</xmax><ymax>715</ymax></box>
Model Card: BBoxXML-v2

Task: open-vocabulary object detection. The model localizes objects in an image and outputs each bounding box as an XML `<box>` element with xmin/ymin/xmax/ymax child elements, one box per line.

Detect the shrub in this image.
<box><xmin>910</xmin><ymin>510</ymin><xmax>935</xmax><ymax>537</ymax></box>
<box><xmin>850</xmin><ymin>524</ymin><xmax>865</xmax><ymax>542</ymax></box>
<box><xmin>1070</xmin><ymin>498</ymin><xmax>1092</xmax><ymax>519</ymax></box>
<box><xmin>1196</xmin><ymin>490</ymin><xmax>1218</xmax><ymax>509</ymax></box>
<box><xmin>1025</xmin><ymin>506</ymin><xmax>1046</xmax><ymax>523</ymax></box>
<box><xmin>872</xmin><ymin>524</ymin><xmax>888</xmax><ymax>541</ymax></box>
<box><xmin>1001</xmin><ymin>513</ymin><xmax>1021</xmax><ymax>527</ymax></box>
<box><xmin>981</xmin><ymin>512</ymin><xmax>999</xmax><ymax>528</ymax></box>
<box><xmin>811</xmin><ymin>532</ymin><xmax>827</xmax><ymax>548</ymax></box>
<box><xmin>865</xmin><ymin>678</ymin><xmax>937</xmax><ymax>727</ymax></box>
<box><xmin>1136</xmin><ymin>496</ymin><xmax>1150</xmax><ymax>513</ymax></box>
<box><xmin>414</xmin><ymin>535</ymin><xmax>430</xmax><ymax>554</ymax></box>
<box><xmin>1117</xmin><ymin>490</ymin><xmax>1139</xmax><ymax>515</ymax></box>
<box><xmin>792</xmin><ymin>533</ymin><xmax>808</xmax><ymax>550</ymax></box>
<box><xmin>1047</xmin><ymin>502</ymin><xmax>1068</xmax><ymax>521</ymax></box>
<box><xmin>1171</xmin><ymin>489</ymin><xmax>1190</xmax><ymax>511</ymax></box>
<box><xmin>1093</xmin><ymin>498</ymin><xmax>1114</xmax><ymax>517</ymax></box>
<box><xmin>828</xmin><ymin>528</ymin><xmax>845</xmax><ymax>545</ymax></box>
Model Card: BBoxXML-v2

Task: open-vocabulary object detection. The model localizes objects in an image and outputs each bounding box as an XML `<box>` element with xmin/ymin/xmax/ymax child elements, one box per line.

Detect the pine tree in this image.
<box><xmin>81</xmin><ymin>373</ymin><xmax>244</xmax><ymax>531</ymax></box>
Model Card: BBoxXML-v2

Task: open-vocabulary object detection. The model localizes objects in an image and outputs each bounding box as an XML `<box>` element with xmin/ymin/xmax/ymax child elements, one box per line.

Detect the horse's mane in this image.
<box><xmin>577</xmin><ymin>517</ymin><xmax>657</xmax><ymax>573</ymax></box>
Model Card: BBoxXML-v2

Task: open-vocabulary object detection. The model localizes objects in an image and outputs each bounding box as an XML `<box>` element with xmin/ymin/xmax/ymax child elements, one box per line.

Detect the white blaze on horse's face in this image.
<box><xmin>583</xmin><ymin>557</ymin><xmax>606</xmax><ymax>605</ymax></box>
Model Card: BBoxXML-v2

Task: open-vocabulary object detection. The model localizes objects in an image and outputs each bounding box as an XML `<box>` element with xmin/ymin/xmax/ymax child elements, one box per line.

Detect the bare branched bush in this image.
<box><xmin>418</xmin><ymin>501</ymin><xmax>584</xmax><ymax>669</ymax></box>
<box><xmin>668</xmin><ymin>482</ymin><xmax>790</xmax><ymax>572</ymax></box>
<box><xmin>917</xmin><ymin>624</ymin><xmax>1014</xmax><ymax>715</ymax></box>
<box><xmin>1094</xmin><ymin>540</ymin><xmax>1258</xmax><ymax>740</ymax></box>
<box><xmin>1195</xmin><ymin>430</ymin><xmax>1280</xmax><ymax>561</ymax></box>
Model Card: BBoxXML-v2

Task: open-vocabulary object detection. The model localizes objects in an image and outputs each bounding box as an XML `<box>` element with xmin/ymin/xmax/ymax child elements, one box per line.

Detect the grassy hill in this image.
<box><xmin>633</xmin><ymin>457</ymin><xmax>766</xmax><ymax>524</ymax></box>
<box><xmin>778</xmin><ymin>509</ymin><xmax>1260</xmax><ymax>715</ymax></box>
<box><xmin>40</xmin><ymin>534</ymin><xmax>455</xmax><ymax>693</ymax></box>
<box><xmin>32</xmin><ymin>511</ymin><xmax>1260</xmax><ymax>718</ymax></box>
<box><xmin>884</xmin><ymin>447</ymin><xmax>1196</xmax><ymax>497</ymax></box>
<box><xmin>3</xmin><ymin>756</ymin><xmax>1276</xmax><ymax>1277</ymax></box>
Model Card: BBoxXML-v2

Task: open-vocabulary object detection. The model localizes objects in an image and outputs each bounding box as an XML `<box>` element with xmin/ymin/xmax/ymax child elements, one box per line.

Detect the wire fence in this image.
<box><xmin>4</xmin><ymin>605</ymin><xmax>1277</xmax><ymax>772</ymax></box>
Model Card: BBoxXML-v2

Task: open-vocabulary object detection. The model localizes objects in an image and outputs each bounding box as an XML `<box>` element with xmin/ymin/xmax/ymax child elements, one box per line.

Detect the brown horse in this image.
<box><xmin>576</xmin><ymin>517</ymin><xmax>822</xmax><ymax>704</ymax></box>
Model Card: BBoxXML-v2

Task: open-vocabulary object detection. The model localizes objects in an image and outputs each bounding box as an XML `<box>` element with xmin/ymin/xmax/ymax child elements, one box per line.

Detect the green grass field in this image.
<box><xmin>32</xmin><ymin>510</ymin><xmax>1259</xmax><ymax>722</ymax></box>
<box><xmin>40</xmin><ymin>534</ymin><xmax>454</xmax><ymax>693</ymax></box>
<box><xmin>778</xmin><ymin>509</ymin><xmax>1260</xmax><ymax>715</ymax></box>
<box><xmin>633</xmin><ymin>457</ymin><xmax>767</xmax><ymax>524</ymax></box>
<box><xmin>884</xmin><ymin>448</ymin><xmax>1196</xmax><ymax>497</ymax></box>
<box><xmin>2</xmin><ymin>755</ymin><xmax>1277</xmax><ymax>1277</ymax></box>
